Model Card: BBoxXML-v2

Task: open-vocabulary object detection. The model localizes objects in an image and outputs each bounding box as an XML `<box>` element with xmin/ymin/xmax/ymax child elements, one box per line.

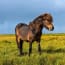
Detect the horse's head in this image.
<box><xmin>42</xmin><ymin>13</ymin><xmax>54</xmax><ymax>31</ymax></box>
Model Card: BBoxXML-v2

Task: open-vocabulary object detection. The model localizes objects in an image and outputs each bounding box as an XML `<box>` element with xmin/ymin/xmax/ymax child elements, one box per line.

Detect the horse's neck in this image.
<box><xmin>29</xmin><ymin>21</ymin><xmax>43</xmax><ymax>33</ymax></box>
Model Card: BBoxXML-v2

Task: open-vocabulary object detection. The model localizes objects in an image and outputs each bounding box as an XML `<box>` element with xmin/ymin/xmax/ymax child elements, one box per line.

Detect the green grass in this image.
<box><xmin>0</xmin><ymin>34</ymin><xmax>65</xmax><ymax>65</ymax></box>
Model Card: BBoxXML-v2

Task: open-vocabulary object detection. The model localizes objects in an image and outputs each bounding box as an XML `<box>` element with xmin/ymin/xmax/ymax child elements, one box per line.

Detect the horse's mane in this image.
<box><xmin>30</xmin><ymin>13</ymin><xmax>53</xmax><ymax>25</ymax></box>
<box><xmin>29</xmin><ymin>14</ymin><xmax>43</xmax><ymax>25</ymax></box>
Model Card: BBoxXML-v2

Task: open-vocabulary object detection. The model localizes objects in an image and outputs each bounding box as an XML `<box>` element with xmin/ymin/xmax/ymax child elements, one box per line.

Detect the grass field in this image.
<box><xmin>0</xmin><ymin>34</ymin><xmax>65</xmax><ymax>65</ymax></box>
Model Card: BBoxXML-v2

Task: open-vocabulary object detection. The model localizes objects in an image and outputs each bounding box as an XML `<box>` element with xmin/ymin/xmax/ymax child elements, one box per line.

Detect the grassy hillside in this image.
<box><xmin>0</xmin><ymin>34</ymin><xmax>65</xmax><ymax>65</ymax></box>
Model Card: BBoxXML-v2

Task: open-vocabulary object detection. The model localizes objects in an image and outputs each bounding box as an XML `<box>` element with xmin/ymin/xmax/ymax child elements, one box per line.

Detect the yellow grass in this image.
<box><xmin>0</xmin><ymin>34</ymin><xmax>65</xmax><ymax>65</ymax></box>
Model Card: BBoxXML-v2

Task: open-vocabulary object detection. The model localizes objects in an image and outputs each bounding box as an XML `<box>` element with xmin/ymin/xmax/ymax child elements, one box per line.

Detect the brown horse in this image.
<box><xmin>15</xmin><ymin>13</ymin><xmax>54</xmax><ymax>56</ymax></box>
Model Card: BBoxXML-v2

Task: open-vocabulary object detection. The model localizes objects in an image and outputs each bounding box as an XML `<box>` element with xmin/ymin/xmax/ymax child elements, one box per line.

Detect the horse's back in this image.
<box><xmin>15</xmin><ymin>23</ymin><xmax>27</xmax><ymax>30</ymax></box>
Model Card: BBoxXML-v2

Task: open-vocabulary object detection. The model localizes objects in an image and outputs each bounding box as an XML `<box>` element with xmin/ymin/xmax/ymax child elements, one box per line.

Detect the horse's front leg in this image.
<box><xmin>37</xmin><ymin>40</ymin><xmax>41</xmax><ymax>55</ymax></box>
<box><xmin>29</xmin><ymin>42</ymin><xmax>32</xmax><ymax>56</ymax></box>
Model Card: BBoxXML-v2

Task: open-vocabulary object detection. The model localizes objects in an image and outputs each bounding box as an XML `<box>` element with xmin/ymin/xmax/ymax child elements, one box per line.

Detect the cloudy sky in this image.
<box><xmin>0</xmin><ymin>0</ymin><xmax>65</xmax><ymax>34</ymax></box>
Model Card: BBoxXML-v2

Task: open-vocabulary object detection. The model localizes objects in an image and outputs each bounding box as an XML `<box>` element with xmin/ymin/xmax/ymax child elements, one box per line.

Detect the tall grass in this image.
<box><xmin>0</xmin><ymin>34</ymin><xmax>65</xmax><ymax>65</ymax></box>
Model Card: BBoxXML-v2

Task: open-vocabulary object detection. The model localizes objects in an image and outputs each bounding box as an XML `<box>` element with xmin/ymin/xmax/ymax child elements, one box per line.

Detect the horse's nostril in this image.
<box><xmin>52</xmin><ymin>26</ymin><xmax>54</xmax><ymax>31</ymax></box>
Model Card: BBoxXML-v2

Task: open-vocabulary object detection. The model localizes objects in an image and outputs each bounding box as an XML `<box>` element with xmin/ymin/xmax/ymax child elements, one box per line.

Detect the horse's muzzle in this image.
<box><xmin>51</xmin><ymin>26</ymin><xmax>54</xmax><ymax>31</ymax></box>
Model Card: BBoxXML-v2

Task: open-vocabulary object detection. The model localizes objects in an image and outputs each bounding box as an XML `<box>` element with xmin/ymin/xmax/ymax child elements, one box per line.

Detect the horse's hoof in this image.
<box><xmin>39</xmin><ymin>52</ymin><xmax>41</xmax><ymax>55</ymax></box>
<box><xmin>28</xmin><ymin>54</ymin><xmax>31</xmax><ymax>57</ymax></box>
<box><xmin>18</xmin><ymin>54</ymin><xmax>22</xmax><ymax>56</ymax></box>
<box><xmin>18</xmin><ymin>52</ymin><xmax>24</xmax><ymax>56</ymax></box>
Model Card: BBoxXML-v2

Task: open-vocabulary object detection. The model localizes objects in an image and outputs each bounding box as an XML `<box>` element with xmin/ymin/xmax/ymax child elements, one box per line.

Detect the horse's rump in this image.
<box><xmin>15</xmin><ymin>24</ymin><xmax>35</xmax><ymax>41</ymax></box>
<box><xmin>19</xmin><ymin>26</ymin><xmax>29</xmax><ymax>37</ymax></box>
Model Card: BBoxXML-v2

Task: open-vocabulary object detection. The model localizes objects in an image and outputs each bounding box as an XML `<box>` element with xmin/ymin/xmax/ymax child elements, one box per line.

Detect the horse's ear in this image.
<box><xmin>42</xmin><ymin>13</ymin><xmax>53</xmax><ymax>22</ymax></box>
<box><xmin>43</xmin><ymin>13</ymin><xmax>49</xmax><ymax>16</ymax></box>
<box><xmin>44</xmin><ymin>13</ymin><xmax>52</xmax><ymax>18</ymax></box>
<box><xmin>37</xmin><ymin>13</ymin><xmax>51</xmax><ymax>19</ymax></box>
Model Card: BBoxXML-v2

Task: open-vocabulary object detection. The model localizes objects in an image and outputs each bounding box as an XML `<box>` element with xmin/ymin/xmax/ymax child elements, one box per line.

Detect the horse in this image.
<box><xmin>15</xmin><ymin>13</ymin><xmax>54</xmax><ymax>56</ymax></box>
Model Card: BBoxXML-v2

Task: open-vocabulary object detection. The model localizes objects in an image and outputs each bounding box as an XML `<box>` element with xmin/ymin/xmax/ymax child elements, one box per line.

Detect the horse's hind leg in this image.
<box><xmin>19</xmin><ymin>39</ymin><xmax>23</xmax><ymax>55</ymax></box>
<box><xmin>16</xmin><ymin>36</ymin><xmax>23</xmax><ymax>55</ymax></box>
<box><xmin>29</xmin><ymin>42</ymin><xmax>32</xmax><ymax>56</ymax></box>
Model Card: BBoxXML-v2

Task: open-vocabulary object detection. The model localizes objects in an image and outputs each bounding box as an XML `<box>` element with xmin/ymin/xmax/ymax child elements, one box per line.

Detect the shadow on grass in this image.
<box><xmin>41</xmin><ymin>48</ymin><xmax>65</xmax><ymax>53</ymax></box>
<box><xmin>2</xmin><ymin>40</ymin><xmax>12</xmax><ymax>43</ymax></box>
<box><xmin>17</xmin><ymin>48</ymin><xmax>65</xmax><ymax>56</ymax></box>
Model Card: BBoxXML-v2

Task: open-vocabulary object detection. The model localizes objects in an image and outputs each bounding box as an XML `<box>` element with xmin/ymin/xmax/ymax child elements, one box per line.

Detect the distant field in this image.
<box><xmin>0</xmin><ymin>34</ymin><xmax>65</xmax><ymax>65</ymax></box>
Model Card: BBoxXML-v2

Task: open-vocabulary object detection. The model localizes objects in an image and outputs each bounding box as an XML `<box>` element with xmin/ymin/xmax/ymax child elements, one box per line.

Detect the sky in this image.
<box><xmin>0</xmin><ymin>0</ymin><xmax>65</xmax><ymax>34</ymax></box>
